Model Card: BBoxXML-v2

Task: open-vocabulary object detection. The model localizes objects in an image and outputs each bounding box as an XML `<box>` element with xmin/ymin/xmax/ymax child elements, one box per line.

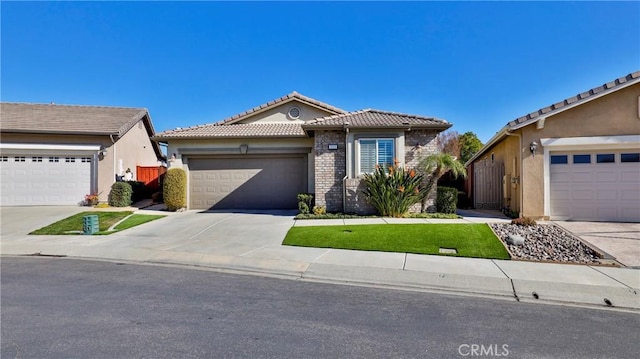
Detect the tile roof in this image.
<box><xmin>508</xmin><ymin>71</ymin><xmax>640</xmax><ymax>128</ymax></box>
<box><xmin>218</xmin><ymin>91</ymin><xmax>345</xmax><ymax>125</ymax></box>
<box><xmin>0</xmin><ymin>102</ymin><xmax>151</xmax><ymax>136</ymax></box>
<box><xmin>303</xmin><ymin>109</ymin><xmax>451</xmax><ymax>129</ymax></box>
<box><xmin>153</xmin><ymin>123</ymin><xmax>307</xmax><ymax>139</ymax></box>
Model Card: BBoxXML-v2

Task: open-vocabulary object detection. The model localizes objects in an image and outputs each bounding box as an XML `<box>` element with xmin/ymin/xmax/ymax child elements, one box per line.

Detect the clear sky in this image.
<box><xmin>2</xmin><ymin>1</ymin><xmax>638</xmax><ymax>143</ymax></box>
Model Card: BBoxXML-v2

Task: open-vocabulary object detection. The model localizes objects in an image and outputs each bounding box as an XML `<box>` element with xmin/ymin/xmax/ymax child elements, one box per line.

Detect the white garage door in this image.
<box><xmin>0</xmin><ymin>155</ymin><xmax>93</xmax><ymax>206</ymax></box>
<box><xmin>550</xmin><ymin>151</ymin><xmax>640</xmax><ymax>222</ymax></box>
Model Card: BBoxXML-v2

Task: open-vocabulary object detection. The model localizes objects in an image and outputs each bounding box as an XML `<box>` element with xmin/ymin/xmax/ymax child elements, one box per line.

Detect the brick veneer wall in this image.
<box><xmin>314</xmin><ymin>129</ymin><xmax>441</xmax><ymax>214</ymax></box>
<box><xmin>405</xmin><ymin>130</ymin><xmax>439</xmax><ymax>212</ymax></box>
<box><xmin>344</xmin><ymin>178</ymin><xmax>376</xmax><ymax>214</ymax></box>
<box><xmin>314</xmin><ymin>130</ymin><xmax>346</xmax><ymax>212</ymax></box>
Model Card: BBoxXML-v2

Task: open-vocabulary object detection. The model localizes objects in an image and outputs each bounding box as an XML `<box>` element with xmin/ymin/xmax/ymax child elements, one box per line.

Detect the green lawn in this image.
<box><xmin>29</xmin><ymin>211</ymin><xmax>165</xmax><ymax>235</ymax></box>
<box><xmin>283</xmin><ymin>224</ymin><xmax>510</xmax><ymax>259</ymax></box>
<box><xmin>113</xmin><ymin>214</ymin><xmax>166</xmax><ymax>231</ymax></box>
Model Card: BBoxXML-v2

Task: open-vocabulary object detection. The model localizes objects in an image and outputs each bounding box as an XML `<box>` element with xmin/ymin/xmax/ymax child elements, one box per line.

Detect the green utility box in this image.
<box><xmin>83</xmin><ymin>215</ymin><xmax>99</xmax><ymax>235</ymax></box>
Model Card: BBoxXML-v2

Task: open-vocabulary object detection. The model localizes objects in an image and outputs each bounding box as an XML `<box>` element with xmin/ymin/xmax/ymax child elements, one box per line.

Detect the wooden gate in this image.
<box><xmin>136</xmin><ymin>166</ymin><xmax>167</xmax><ymax>192</ymax></box>
<box><xmin>473</xmin><ymin>160</ymin><xmax>504</xmax><ymax>210</ymax></box>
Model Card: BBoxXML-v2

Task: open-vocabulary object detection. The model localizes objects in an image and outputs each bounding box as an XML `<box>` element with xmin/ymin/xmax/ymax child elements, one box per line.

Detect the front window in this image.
<box><xmin>360</xmin><ymin>138</ymin><xmax>394</xmax><ymax>174</ymax></box>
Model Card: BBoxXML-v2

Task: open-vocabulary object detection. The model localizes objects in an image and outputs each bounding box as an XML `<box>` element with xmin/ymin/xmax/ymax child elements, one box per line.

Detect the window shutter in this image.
<box><xmin>360</xmin><ymin>140</ymin><xmax>376</xmax><ymax>173</ymax></box>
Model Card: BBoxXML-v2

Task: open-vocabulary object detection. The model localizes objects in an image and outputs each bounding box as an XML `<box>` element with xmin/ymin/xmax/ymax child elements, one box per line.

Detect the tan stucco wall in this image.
<box><xmin>237</xmin><ymin>101</ymin><xmax>336</xmax><ymax>124</ymax></box>
<box><xmin>473</xmin><ymin>82</ymin><xmax>640</xmax><ymax>218</ymax></box>
<box><xmin>2</xmin><ymin>124</ymin><xmax>160</xmax><ymax>202</ymax></box>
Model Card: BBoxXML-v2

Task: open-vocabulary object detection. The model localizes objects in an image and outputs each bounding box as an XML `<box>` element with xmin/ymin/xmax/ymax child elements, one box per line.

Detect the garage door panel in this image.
<box><xmin>621</xmin><ymin>170</ymin><xmax>640</xmax><ymax>182</ymax></box>
<box><xmin>189</xmin><ymin>156</ymin><xmax>306</xmax><ymax>210</ymax></box>
<box><xmin>621</xmin><ymin>189</ymin><xmax>640</xmax><ymax>201</ymax></box>
<box><xmin>572</xmin><ymin>190</ymin><xmax>594</xmax><ymax>200</ymax></box>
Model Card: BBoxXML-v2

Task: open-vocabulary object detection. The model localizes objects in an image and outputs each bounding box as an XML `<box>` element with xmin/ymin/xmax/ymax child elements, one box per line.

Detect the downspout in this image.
<box><xmin>343</xmin><ymin>127</ymin><xmax>350</xmax><ymax>213</ymax></box>
<box><xmin>505</xmin><ymin>130</ymin><xmax>522</xmax><ymax>217</ymax></box>
<box><xmin>110</xmin><ymin>134</ymin><xmax>117</xmax><ymax>182</ymax></box>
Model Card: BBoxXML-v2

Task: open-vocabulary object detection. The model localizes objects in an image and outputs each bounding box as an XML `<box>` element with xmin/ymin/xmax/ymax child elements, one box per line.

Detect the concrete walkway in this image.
<box><xmin>1</xmin><ymin>206</ymin><xmax>638</xmax><ymax>311</ymax></box>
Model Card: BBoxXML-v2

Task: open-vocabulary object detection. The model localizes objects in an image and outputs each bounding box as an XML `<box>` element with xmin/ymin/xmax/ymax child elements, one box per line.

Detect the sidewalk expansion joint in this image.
<box><xmin>402</xmin><ymin>253</ymin><xmax>407</xmax><ymax>270</ymax></box>
<box><xmin>588</xmin><ymin>266</ymin><xmax>638</xmax><ymax>292</ymax></box>
<box><xmin>188</xmin><ymin>215</ymin><xmax>233</xmax><ymax>240</ymax></box>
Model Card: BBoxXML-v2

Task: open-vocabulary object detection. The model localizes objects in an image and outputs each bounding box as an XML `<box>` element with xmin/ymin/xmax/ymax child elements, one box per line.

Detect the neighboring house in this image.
<box><xmin>153</xmin><ymin>92</ymin><xmax>451</xmax><ymax>213</ymax></box>
<box><xmin>0</xmin><ymin>103</ymin><xmax>164</xmax><ymax>205</ymax></box>
<box><xmin>466</xmin><ymin>71</ymin><xmax>640</xmax><ymax>222</ymax></box>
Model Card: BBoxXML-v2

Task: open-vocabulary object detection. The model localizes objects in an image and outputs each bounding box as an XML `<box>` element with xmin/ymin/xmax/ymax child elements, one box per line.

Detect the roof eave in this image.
<box><xmin>152</xmin><ymin>134</ymin><xmax>309</xmax><ymax>141</ymax></box>
<box><xmin>1</xmin><ymin>129</ymin><xmax>119</xmax><ymax>136</ymax></box>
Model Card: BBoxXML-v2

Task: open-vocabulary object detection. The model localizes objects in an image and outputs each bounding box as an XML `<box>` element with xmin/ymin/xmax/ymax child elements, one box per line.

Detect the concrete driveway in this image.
<box><xmin>555</xmin><ymin>221</ymin><xmax>640</xmax><ymax>268</ymax></box>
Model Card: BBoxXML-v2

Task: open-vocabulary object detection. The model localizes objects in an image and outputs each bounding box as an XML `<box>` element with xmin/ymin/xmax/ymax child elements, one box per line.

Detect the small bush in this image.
<box><xmin>362</xmin><ymin>165</ymin><xmax>426</xmax><ymax>217</ymax></box>
<box><xmin>511</xmin><ymin>217</ymin><xmax>537</xmax><ymax>226</ymax></box>
<box><xmin>312</xmin><ymin>206</ymin><xmax>326</xmax><ymax>215</ymax></box>
<box><xmin>163</xmin><ymin>168</ymin><xmax>187</xmax><ymax>211</ymax></box>
<box><xmin>108</xmin><ymin>182</ymin><xmax>133</xmax><ymax>207</ymax></box>
<box><xmin>297</xmin><ymin>193</ymin><xmax>314</xmax><ymax>214</ymax></box>
<box><xmin>436</xmin><ymin>186</ymin><xmax>458</xmax><ymax>214</ymax></box>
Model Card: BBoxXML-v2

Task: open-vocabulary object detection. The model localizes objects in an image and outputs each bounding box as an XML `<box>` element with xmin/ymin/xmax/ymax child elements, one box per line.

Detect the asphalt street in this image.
<box><xmin>2</xmin><ymin>257</ymin><xmax>639</xmax><ymax>359</ymax></box>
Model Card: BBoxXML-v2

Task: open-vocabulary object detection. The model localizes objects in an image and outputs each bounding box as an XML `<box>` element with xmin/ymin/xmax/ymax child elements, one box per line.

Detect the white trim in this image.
<box><xmin>540</xmin><ymin>135</ymin><xmax>640</xmax><ymax>151</ymax></box>
<box><xmin>0</xmin><ymin>143</ymin><xmax>101</xmax><ymax>151</ymax></box>
<box><xmin>542</xmin><ymin>135</ymin><xmax>640</xmax><ymax>218</ymax></box>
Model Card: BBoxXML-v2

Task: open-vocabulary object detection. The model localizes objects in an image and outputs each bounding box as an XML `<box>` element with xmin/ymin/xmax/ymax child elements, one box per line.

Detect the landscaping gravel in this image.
<box><xmin>489</xmin><ymin>223</ymin><xmax>601</xmax><ymax>264</ymax></box>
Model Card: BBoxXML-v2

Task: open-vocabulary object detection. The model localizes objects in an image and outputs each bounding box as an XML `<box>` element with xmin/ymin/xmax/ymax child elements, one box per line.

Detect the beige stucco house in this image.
<box><xmin>466</xmin><ymin>71</ymin><xmax>640</xmax><ymax>222</ymax></box>
<box><xmin>154</xmin><ymin>92</ymin><xmax>451</xmax><ymax>213</ymax></box>
<box><xmin>0</xmin><ymin>103</ymin><xmax>164</xmax><ymax>205</ymax></box>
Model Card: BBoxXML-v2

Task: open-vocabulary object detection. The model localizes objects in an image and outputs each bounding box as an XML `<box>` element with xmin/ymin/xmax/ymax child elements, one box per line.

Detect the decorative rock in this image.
<box><xmin>507</xmin><ymin>234</ymin><xmax>525</xmax><ymax>245</ymax></box>
<box><xmin>490</xmin><ymin>223</ymin><xmax>600</xmax><ymax>264</ymax></box>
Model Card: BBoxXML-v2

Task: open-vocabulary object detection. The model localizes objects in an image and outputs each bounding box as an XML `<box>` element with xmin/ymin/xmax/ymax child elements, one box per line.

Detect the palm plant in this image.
<box><xmin>362</xmin><ymin>164</ymin><xmax>426</xmax><ymax>217</ymax></box>
<box><xmin>417</xmin><ymin>153</ymin><xmax>467</xmax><ymax>212</ymax></box>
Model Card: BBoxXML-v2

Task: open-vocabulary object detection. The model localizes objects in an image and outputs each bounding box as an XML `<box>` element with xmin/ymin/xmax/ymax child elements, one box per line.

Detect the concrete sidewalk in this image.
<box><xmin>1</xmin><ymin>207</ymin><xmax>638</xmax><ymax>311</ymax></box>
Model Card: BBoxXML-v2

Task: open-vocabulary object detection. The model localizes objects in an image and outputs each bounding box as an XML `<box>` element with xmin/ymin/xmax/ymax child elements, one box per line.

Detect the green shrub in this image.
<box><xmin>312</xmin><ymin>206</ymin><xmax>326</xmax><ymax>215</ymax></box>
<box><xmin>436</xmin><ymin>186</ymin><xmax>458</xmax><ymax>214</ymax></box>
<box><xmin>511</xmin><ymin>217</ymin><xmax>537</xmax><ymax>226</ymax></box>
<box><xmin>108</xmin><ymin>182</ymin><xmax>133</xmax><ymax>207</ymax></box>
<box><xmin>297</xmin><ymin>193</ymin><xmax>314</xmax><ymax>214</ymax></box>
<box><xmin>362</xmin><ymin>165</ymin><xmax>426</xmax><ymax>217</ymax></box>
<box><xmin>163</xmin><ymin>168</ymin><xmax>187</xmax><ymax>211</ymax></box>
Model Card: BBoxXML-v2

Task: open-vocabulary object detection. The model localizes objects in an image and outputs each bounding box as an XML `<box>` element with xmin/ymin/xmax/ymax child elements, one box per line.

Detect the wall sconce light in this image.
<box><xmin>414</xmin><ymin>142</ymin><xmax>423</xmax><ymax>150</ymax></box>
<box><xmin>99</xmin><ymin>146</ymin><xmax>108</xmax><ymax>157</ymax></box>
<box><xmin>327</xmin><ymin>144</ymin><xmax>338</xmax><ymax>150</ymax></box>
<box><xmin>169</xmin><ymin>153</ymin><xmax>176</xmax><ymax>162</ymax></box>
<box><xmin>240</xmin><ymin>144</ymin><xmax>248</xmax><ymax>154</ymax></box>
<box><xmin>529</xmin><ymin>141</ymin><xmax>539</xmax><ymax>157</ymax></box>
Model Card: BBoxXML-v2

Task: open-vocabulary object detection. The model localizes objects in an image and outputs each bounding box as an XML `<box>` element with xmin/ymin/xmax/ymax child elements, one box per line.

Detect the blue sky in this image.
<box><xmin>2</xmin><ymin>1</ymin><xmax>638</xmax><ymax>143</ymax></box>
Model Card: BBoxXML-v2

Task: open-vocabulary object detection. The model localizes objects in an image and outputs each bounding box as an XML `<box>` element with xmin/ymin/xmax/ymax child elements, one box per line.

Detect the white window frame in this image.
<box><xmin>357</xmin><ymin>137</ymin><xmax>395</xmax><ymax>175</ymax></box>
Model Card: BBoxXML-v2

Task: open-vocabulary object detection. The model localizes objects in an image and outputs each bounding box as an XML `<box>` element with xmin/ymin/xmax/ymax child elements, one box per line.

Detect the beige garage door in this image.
<box><xmin>550</xmin><ymin>150</ymin><xmax>640</xmax><ymax>222</ymax></box>
<box><xmin>189</xmin><ymin>155</ymin><xmax>307</xmax><ymax>210</ymax></box>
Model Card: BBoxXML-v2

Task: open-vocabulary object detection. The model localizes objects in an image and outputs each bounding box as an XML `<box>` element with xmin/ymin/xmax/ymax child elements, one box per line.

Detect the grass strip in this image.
<box><xmin>113</xmin><ymin>214</ymin><xmax>166</xmax><ymax>231</ymax></box>
<box><xmin>283</xmin><ymin>223</ymin><xmax>510</xmax><ymax>259</ymax></box>
<box><xmin>30</xmin><ymin>211</ymin><xmax>132</xmax><ymax>235</ymax></box>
